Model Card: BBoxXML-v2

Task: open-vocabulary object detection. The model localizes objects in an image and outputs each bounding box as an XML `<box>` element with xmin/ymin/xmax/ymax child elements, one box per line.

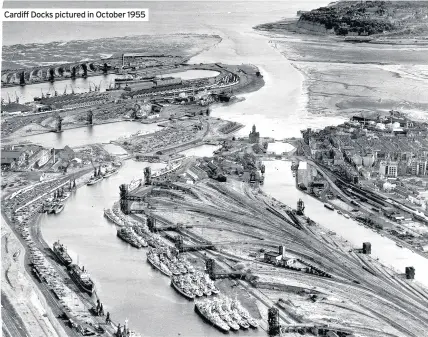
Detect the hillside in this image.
<box><xmin>256</xmin><ymin>1</ymin><xmax>428</xmax><ymax>41</ymax></box>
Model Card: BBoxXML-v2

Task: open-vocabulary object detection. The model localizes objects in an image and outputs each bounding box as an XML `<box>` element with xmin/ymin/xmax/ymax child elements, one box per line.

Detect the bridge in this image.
<box><xmin>1</xmin><ymin>60</ymin><xmax>114</xmax><ymax>86</ymax></box>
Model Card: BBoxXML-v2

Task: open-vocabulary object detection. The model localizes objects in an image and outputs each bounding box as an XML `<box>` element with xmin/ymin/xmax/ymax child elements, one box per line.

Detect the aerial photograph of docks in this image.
<box><xmin>1</xmin><ymin>1</ymin><xmax>428</xmax><ymax>337</ymax></box>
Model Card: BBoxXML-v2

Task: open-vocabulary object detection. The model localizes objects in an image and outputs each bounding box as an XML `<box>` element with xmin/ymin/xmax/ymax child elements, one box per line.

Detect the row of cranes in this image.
<box><xmin>2</xmin><ymin>81</ymin><xmax>104</xmax><ymax>105</ymax></box>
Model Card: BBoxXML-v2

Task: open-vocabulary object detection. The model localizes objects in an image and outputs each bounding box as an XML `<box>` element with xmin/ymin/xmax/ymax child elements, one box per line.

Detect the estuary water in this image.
<box><xmin>5</xmin><ymin>0</ymin><xmax>428</xmax><ymax>335</ymax></box>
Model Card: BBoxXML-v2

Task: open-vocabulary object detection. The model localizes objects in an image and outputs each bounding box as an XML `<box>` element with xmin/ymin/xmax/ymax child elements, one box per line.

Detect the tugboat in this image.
<box><xmin>68</xmin><ymin>264</ymin><xmax>95</xmax><ymax>295</ymax></box>
<box><xmin>52</xmin><ymin>240</ymin><xmax>72</xmax><ymax>266</ymax></box>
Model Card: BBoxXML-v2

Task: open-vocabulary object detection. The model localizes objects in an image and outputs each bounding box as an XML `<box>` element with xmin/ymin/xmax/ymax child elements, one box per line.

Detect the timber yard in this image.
<box><xmin>2</xmin><ymin>49</ymin><xmax>428</xmax><ymax>337</ymax></box>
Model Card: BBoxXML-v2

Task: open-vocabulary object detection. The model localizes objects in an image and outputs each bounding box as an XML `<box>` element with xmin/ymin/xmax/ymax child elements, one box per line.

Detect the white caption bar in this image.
<box><xmin>2</xmin><ymin>8</ymin><xmax>149</xmax><ymax>21</ymax></box>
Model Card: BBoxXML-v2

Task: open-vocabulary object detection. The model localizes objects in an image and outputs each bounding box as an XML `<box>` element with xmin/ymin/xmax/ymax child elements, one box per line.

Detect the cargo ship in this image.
<box><xmin>324</xmin><ymin>204</ymin><xmax>335</xmax><ymax>211</ymax></box>
<box><xmin>68</xmin><ymin>264</ymin><xmax>95</xmax><ymax>296</ymax></box>
<box><xmin>152</xmin><ymin>161</ymin><xmax>181</xmax><ymax>178</ymax></box>
<box><xmin>52</xmin><ymin>240</ymin><xmax>72</xmax><ymax>266</ymax></box>
<box><xmin>114</xmin><ymin>75</ymin><xmax>134</xmax><ymax>83</ymax></box>
<box><xmin>87</xmin><ymin>167</ymin><xmax>103</xmax><ymax>186</ymax></box>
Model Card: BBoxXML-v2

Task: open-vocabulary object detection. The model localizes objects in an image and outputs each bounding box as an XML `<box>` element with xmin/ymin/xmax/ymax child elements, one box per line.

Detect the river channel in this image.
<box><xmin>7</xmin><ymin>0</ymin><xmax>428</xmax><ymax>335</ymax></box>
<box><xmin>262</xmin><ymin>160</ymin><xmax>428</xmax><ymax>287</ymax></box>
<box><xmin>39</xmin><ymin>159</ymin><xmax>262</xmax><ymax>337</ymax></box>
<box><xmin>11</xmin><ymin>121</ymin><xmax>161</xmax><ymax>148</ymax></box>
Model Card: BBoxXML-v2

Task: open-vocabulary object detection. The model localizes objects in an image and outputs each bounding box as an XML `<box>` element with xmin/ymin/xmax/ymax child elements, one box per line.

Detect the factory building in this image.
<box><xmin>264</xmin><ymin>246</ymin><xmax>296</xmax><ymax>266</ymax></box>
<box><xmin>122</xmin><ymin>53</ymin><xmax>147</xmax><ymax>67</ymax></box>
<box><xmin>379</xmin><ymin>160</ymin><xmax>398</xmax><ymax>178</ymax></box>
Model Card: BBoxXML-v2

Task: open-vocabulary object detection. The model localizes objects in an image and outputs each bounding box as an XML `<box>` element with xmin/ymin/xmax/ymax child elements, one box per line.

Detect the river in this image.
<box><xmin>262</xmin><ymin>160</ymin><xmax>428</xmax><ymax>287</ymax></box>
<box><xmin>39</xmin><ymin>159</ymin><xmax>262</xmax><ymax>337</ymax></box>
<box><xmin>12</xmin><ymin>121</ymin><xmax>160</xmax><ymax>148</ymax></box>
<box><xmin>5</xmin><ymin>0</ymin><xmax>427</xmax><ymax>335</ymax></box>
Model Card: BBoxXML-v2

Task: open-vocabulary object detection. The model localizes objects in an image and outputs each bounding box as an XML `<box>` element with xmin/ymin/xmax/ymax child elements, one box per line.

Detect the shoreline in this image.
<box><xmin>256</xmin><ymin>27</ymin><xmax>428</xmax><ymax>120</ymax></box>
<box><xmin>254</xmin><ymin>17</ymin><xmax>428</xmax><ymax>46</ymax></box>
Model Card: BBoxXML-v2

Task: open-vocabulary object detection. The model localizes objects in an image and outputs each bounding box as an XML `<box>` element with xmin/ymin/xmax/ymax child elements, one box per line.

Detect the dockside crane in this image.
<box><xmin>19</xmin><ymin>71</ymin><xmax>26</xmax><ymax>86</ymax></box>
<box><xmin>119</xmin><ymin>184</ymin><xmax>145</xmax><ymax>215</ymax></box>
<box><xmin>87</xmin><ymin>110</ymin><xmax>94</xmax><ymax>125</ymax></box>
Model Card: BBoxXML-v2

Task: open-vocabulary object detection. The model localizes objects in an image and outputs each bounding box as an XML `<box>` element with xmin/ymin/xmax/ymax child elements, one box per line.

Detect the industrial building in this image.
<box><xmin>264</xmin><ymin>246</ymin><xmax>296</xmax><ymax>266</ymax></box>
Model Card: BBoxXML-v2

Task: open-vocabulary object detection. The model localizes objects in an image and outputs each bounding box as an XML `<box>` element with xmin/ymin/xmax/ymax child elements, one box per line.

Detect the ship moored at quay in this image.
<box><xmin>68</xmin><ymin>264</ymin><xmax>95</xmax><ymax>296</ymax></box>
<box><xmin>52</xmin><ymin>240</ymin><xmax>72</xmax><ymax>266</ymax></box>
<box><xmin>117</xmin><ymin>227</ymin><xmax>147</xmax><ymax>248</ymax></box>
<box><xmin>195</xmin><ymin>296</ymin><xmax>258</xmax><ymax>333</ymax></box>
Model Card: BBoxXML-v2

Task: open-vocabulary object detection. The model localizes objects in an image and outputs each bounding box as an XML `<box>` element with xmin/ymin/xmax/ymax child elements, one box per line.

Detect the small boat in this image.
<box><xmin>343</xmin><ymin>214</ymin><xmax>350</xmax><ymax>219</ymax></box>
<box><xmin>324</xmin><ymin>204</ymin><xmax>335</xmax><ymax>211</ymax></box>
<box><xmin>53</xmin><ymin>203</ymin><xmax>65</xmax><ymax>214</ymax></box>
<box><xmin>103</xmin><ymin>168</ymin><xmax>118</xmax><ymax>178</ymax></box>
<box><xmin>87</xmin><ymin>175</ymin><xmax>103</xmax><ymax>186</ymax></box>
<box><xmin>337</xmin><ymin>210</ymin><xmax>342</xmax><ymax>215</ymax></box>
<box><xmin>44</xmin><ymin>203</ymin><xmax>55</xmax><ymax>214</ymax></box>
<box><xmin>396</xmin><ymin>243</ymin><xmax>403</xmax><ymax>248</ymax></box>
